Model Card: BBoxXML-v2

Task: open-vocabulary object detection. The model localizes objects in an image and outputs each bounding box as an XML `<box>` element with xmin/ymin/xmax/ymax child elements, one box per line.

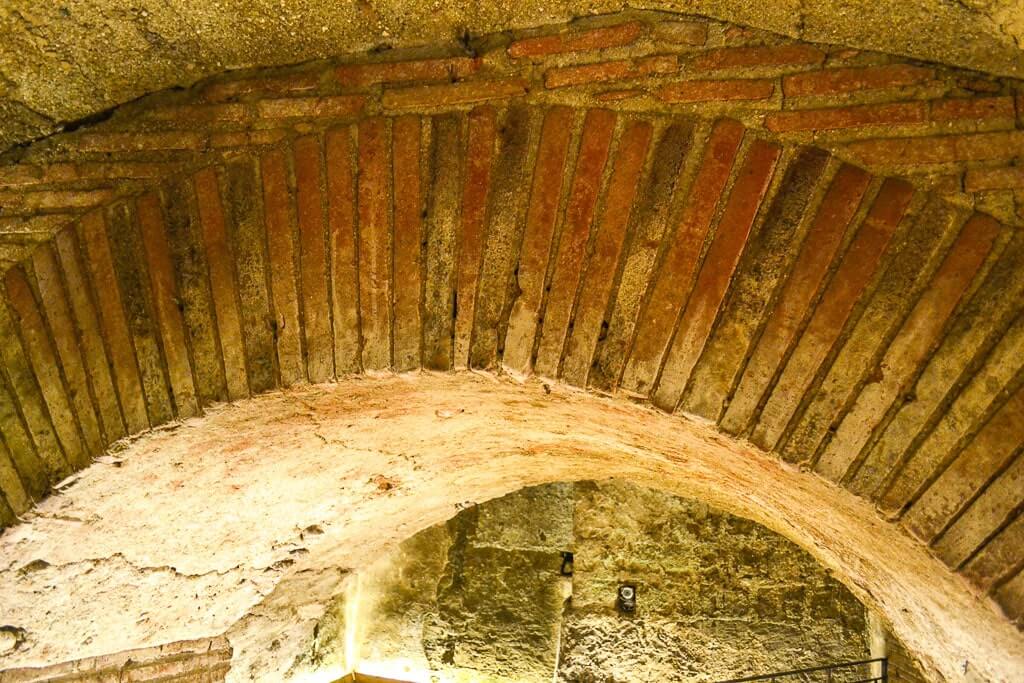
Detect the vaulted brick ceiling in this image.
<box><xmin>0</xmin><ymin>9</ymin><xmax>1023</xmax><ymax>680</ymax></box>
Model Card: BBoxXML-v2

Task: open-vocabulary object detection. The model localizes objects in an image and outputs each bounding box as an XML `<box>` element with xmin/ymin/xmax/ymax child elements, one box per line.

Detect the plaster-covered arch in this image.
<box><xmin>1</xmin><ymin>374</ymin><xmax>1021</xmax><ymax>681</ymax></box>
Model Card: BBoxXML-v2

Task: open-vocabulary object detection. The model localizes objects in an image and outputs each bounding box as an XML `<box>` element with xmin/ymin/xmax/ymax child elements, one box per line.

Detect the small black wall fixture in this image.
<box><xmin>617</xmin><ymin>583</ymin><xmax>636</xmax><ymax>613</ymax></box>
<box><xmin>560</xmin><ymin>551</ymin><xmax>574</xmax><ymax>576</ymax></box>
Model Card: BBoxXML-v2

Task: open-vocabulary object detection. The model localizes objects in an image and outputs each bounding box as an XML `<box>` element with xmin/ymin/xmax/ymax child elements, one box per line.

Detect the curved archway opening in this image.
<box><xmin>1</xmin><ymin>373</ymin><xmax>1020</xmax><ymax>681</ymax></box>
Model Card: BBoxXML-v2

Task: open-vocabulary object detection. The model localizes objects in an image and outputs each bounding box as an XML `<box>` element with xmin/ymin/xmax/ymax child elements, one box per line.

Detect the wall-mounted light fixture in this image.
<box><xmin>617</xmin><ymin>584</ymin><xmax>636</xmax><ymax>613</ymax></box>
<box><xmin>560</xmin><ymin>552</ymin><xmax>574</xmax><ymax>576</ymax></box>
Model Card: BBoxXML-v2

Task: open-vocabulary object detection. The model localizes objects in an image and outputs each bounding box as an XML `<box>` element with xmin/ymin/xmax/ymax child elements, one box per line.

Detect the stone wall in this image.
<box><xmin>334</xmin><ymin>481</ymin><xmax>900</xmax><ymax>682</ymax></box>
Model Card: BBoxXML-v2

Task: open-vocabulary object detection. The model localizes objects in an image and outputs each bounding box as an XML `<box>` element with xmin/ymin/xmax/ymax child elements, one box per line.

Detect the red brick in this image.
<box><xmin>691</xmin><ymin>45</ymin><xmax>824</xmax><ymax>71</ymax></box>
<box><xmin>453</xmin><ymin>106</ymin><xmax>496</xmax><ymax>368</ymax></box>
<box><xmin>256</xmin><ymin>95</ymin><xmax>365</xmax><ymax>119</ymax></box>
<box><xmin>74</xmin><ymin>131</ymin><xmax>206</xmax><ymax>152</ymax></box>
<box><xmin>959</xmin><ymin>77</ymin><xmax>1002</xmax><ymax>94</ymax></box>
<box><xmin>652</xmin><ymin>21</ymin><xmax>708</xmax><ymax>46</ymax></box>
<box><xmin>752</xmin><ymin>178</ymin><xmax>914</xmax><ymax>450</ymax></box>
<box><xmin>136</xmin><ymin>193</ymin><xmax>199</xmax><ymax>418</ymax></box>
<box><xmin>544</xmin><ymin>55</ymin><xmax>677</xmax><ymax>89</ymax></box>
<box><xmin>653</xmin><ymin>138</ymin><xmax>781</xmax><ymax>410</ymax></box>
<box><xmin>657</xmin><ymin>78</ymin><xmax>775</xmax><ymax>103</ymax></box>
<box><xmin>965</xmin><ymin>166</ymin><xmax>1024</xmax><ymax>192</ymax></box>
<box><xmin>4</xmin><ymin>266</ymin><xmax>87</xmax><ymax>469</ymax></box>
<box><xmin>814</xmin><ymin>212</ymin><xmax>1000</xmax><ymax>481</ymax></box>
<box><xmin>382</xmin><ymin>79</ymin><xmax>528</xmax><ymax>108</ymax></box>
<box><xmin>764</xmin><ymin>101</ymin><xmax>927</xmax><ymax>132</ymax></box>
<box><xmin>336</xmin><ymin>56</ymin><xmax>480</xmax><ymax>87</ymax></box>
<box><xmin>621</xmin><ymin>119</ymin><xmax>745</xmax><ymax>394</ymax></box>
<box><xmin>325</xmin><ymin>127</ymin><xmax>360</xmax><ymax>374</ymax></box>
<box><xmin>76</xmin><ymin>210</ymin><xmax>150</xmax><ymax>434</ymax></box>
<box><xmin>357</xmin><ymin>118</ymin><xmax>393</xmax><ymax>370</ymax></box>
<box><xmin>391</xmin><ymin>115</ymin><xmax>424</xmax><ymax>371</ymax></box>
<box><xmin>784</xmin><ymin>64</ymin><xmax>935</xmax><ymax>97</ymax></box>
<box><xmin>930</xmin><ymin>96</ymin><xmax>1016</xmax><ymax>122</ymax></box>
<box><xmin>504</xmin><ymin>106</ymin><xmax>575</xmax><ymax>373</ymax></box>
<box><xmin>260</xmin><ymin>148</ymin><xmax>304</xmax><ymax>386</ymax></box>
<box><xmin>562</xmin><ymin>120</ymin><xmax>652</xmax><ymax>385</ymax></box>
<box><xmin>534</xmin><ymin>108</ymin><xmax>616</xmax><ymax>376</ymax></box>
<box><xmin>508</xmin><ymin>21</ymin><xmax>645</xmax><ymax>58</ymax></box>
<box><xmin>721</xmin><ymin>164</ymin><xmax>872</xmax><ymax>434</ymax></box>
<box><xmin>193</xmin><ymin>167</ymin><xmax>249</xmax><ymax>400</ymax></box>
<box><xmin>293</xmin><ymin>135</ymin><xmax>334</xmax><ymax>383</ymax></box>
<box><xmin>846</xmin><ymin>131</ymin><xmax>1024</xmax><ymax>166</ymax></box>
<box><xmin>203</xmin><ymin>72</ymin><xmax>321</xmax><ymax>102</ymax></box>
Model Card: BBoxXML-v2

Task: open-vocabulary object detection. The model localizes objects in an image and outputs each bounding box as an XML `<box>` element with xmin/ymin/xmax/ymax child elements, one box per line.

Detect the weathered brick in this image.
<box><xmin>336</xmin><ymin>56</ymin><xmax>479</xmax><ymax>87</ymax></box>
<box><xmin>765</xmin><ymin>102</ymin><xmax>927</xmax><ymax>133</ymax></box>
<box><xmin>74</xmin><ymin>131</ymin><xmax>206</xmax><ymax>152</ymax></box>
<box><xmin>815</xmin><ymin>213</ymin><xmax>1000</xmax><ymax>482</ymax></box>
<box><xmin>357</xmin><ymin>118</ymin><xmax>393</xmax><ymax>370</ymax></box>
<box><xmin>504</xmin><ymin>106</ymin><xmax>575</xmax><ymax>374</ymax></box>
<box><xmin>684</xmin><ymin>147</ymin><xmax>831</xmax><ymax>421</ymax></box>
<box><xmin>0</xmin><ymin>439</ymin><xmax>28</xmax><ymax>516</ymax></box>
<box><xmin>591</xmin><ymin>122</ymin><xmax>693</xmax><ymax>390</ymax></box>
<box><xmin>657</xmin><ymin>78</ymin><xmax>775</xmax><ymax>103</ymax></box>
<box><xmin>293</xmin><ymin>135</ymin><xmax>334</xmax><ymax>383</ymax></box>
<box><xmin>931</xmin><ymin>96</ymin><xmax>1016</xmax><ymax>122</ymax></box>
<box><xmin>846</xmin><ymin>131</ymin><xmax>1024</xmax><ymax>166</ymax></box>
<box><xmin>963</xmin><ymin>506</ymin><xmax>1024</xmax><ymax>590</ymax></box>
<box><xmin>141</xmin><ymin>102</ymin><xmax>249</xmax><ymax>124</ymax></box>
<box><xmin>562</xmin><ymin>120</ymin><xmax>652</xmax><ymax>386</ymax></box>
<box><xmin>0</xmin><ymin>189</ymin><xmax>115</xmax><ymax>215</ymax></box>
<box><xmin>965</xmin><ymin>166</ymin><xmax>1024</xmax><ymax>192</ymax></box>
<box><xmin>544</xmin><ymin>56</ymin><xmax>677</xmax><ymax>89</ymax></box>
<box><xmin>30</xmin><ymin>244</ymin><xmax>106</xmax><ymax>454</ymax></box>
<box><xmin>75</xmin><ymin>210</ymin><xmax>150</xmax><ymax>434</ymax></box>
<box><xmin>203</xmin><ymin>72</ymin><xmax>321</xmax><ymax>102</ymax></box>
<box><xmin>392</xmin><ymin>115</ymin><xmax>424</xmax><ymax>372</ymax></box>
<box><xmin>209</xmin><ymin>129</ymin><xmax>288</xmax><ymax>148</ymax></box>
<box><xmin>534</xmin><ymin>108</ymin><xmax>616</xmax><ymax>377</ymax></box>
<box><xmin>653</xmin><ymin>138</ymin><xmax>781</xmax><ymax>411</ymax></box>
<box><xmin>691</xmin><ymin>45</ymin><xmax>824</xmax><ymax>71</ymax></box>
<box><xmin>936</xmin><ymin>454</ymin><xmax>1024</xmax><ymax>571</ymax></box>
<box><xmin>468</xmin><ymin>107</ymin><xmax>536</xmax><ymax>369</ymax></box>
<box><xmin>783</xmin><ymin>64</ymin><xmax>935</xmax><ymax>97</ymax></box>
<box><xmin>0</xmin><ymin>162</ymin><xmax>174</xmax><ymax>188</ymax></box>
<box><xmin>4</xmin><ymin>266</ymin><xmax>88</xmax><ymax>469</ymax></box>
<box><xmin>621</xmin><ymin>119</ymin><xmax>745</xmax><ymax>395</ymax></box>
<box><xmin>508</xmin><ymin>21</ymin><xmax>645</xmax><ymax>58</ymax></box>
<box><xmin>453</xmin><ymin>106</ymin><xmax>496</xmax><ymax>368</ymax></box>
<box><xmin>257</xmin><ymin>95</ymin><xmax>365</xmax><ymax>119</ymax></box>
<box><xmin>104</xmin><ymin>201</ymin><xmax>175</xmax><ymax>426</ymax></box>
<box><xmin>260</xmin><ymin>147</ymin><xmax>304</xmax><ymax>386</ymax></box>
<box><xmin>422</xmin><ymin>114</ymin><xmax>463</xmax><ymax>370</ymax></box>
<box><xmin>593</xmin><ymin>88</ymin><xmax>646</xmax><ymax>102</ymax></box>
<box><xmin>136</xmin><ymin>193</ymin><xmax>199</xmax><ymax>418</ymax></box>
<box><xmin>382</xmin><ymin>79</ymin><xmax>528</xmax><ymax>109</ymax></box>
<box><xmin>652</xmin><ymin>21</ymin><xmax>708</xmax><ymax>46</ymax></box>
<box><xmin>752</xmin><ymin>178</ymin><xmax>914</xmax><ymax>451</ymax></box>
<box><xmin>0</xmin><ymin>372</ymin><xmax>49</xmax><ymax>499</ymax></box>
<box><xmin>194</xmin><ymin>167</ymin><xmax>250</xmax><ymax>400</ymax></box>
<box><xmin>325</xmin><ymin>126</ymin><xmax>361</xmax><ymax>374</ymax></box>
<box><xmin>721</xmin><ymin>164</ymin><xmax>871</xmax><ymax>435</ymax></box>
<box><xmin>904</xmin><ymin>383</ymin><xmax>1024</xmax><ymax>543</ymax></box>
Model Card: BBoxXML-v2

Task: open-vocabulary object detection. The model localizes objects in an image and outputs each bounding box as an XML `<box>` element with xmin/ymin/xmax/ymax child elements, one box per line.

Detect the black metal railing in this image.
<box><xmin>716</xmin><ymin>658</ymin><xmax>887</xmax><ymax>683</ymax></box>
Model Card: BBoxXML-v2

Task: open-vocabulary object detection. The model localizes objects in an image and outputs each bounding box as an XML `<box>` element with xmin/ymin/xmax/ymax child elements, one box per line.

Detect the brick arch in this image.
<box><xmin>1</xmin><ymin>376</ymin><xmax>1022</xmax><ymax>681</ymax></box>
<box><xmin>0</xmin><ymin>8</ymin><xmax>1023</xmax><ymax>677</ymax></box>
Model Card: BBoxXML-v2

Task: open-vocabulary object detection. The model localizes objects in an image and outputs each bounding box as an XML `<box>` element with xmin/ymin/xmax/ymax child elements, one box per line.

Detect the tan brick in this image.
<box><xmin>846</xmin><ymin>131</ymin><xmax>1024</xmax><ymax>166</ymax></box>
<box><xmin>392</xmin><ymin>115</ymin><xmax>424</xmax><ymax>371</ymax></box>
<box><xmin>965</xmin><ymin>166</ymin><xmax>1024</xmax><ymax>192</ymax></box>
<box><xmin>544</xmin><ymin>56</ymin><xmax>677</xmax><ymax>89</ymax></box>
<box><xmin>0</xmin><ymin>189</ymin><xmax>114</xmax><ymax>215</ymax></box>
<box><xmin>74</xmin><ymin>131</ymin><xmax>206</xmax><ymax>152</ymax></box>
<box><xmin>325</xmin><ymin>126</ymin><xmax>361</xmax><ymax>374</ymax></box>
<box><xmin>203</xmin><ymin>72</ymin><xmax>321</xmax><ymax>102</ymax></box>
<box><xmin>783</xmin><ymin>64</ymin><xmax>935</xmax><ymax>97</ymax></box>
<box><xmin>209</xmin><ymin>129</ymin><xmax>288</xmax><ymax>148</ymax></box>
<box><xmin>336</xmin><ymin>56</ymin><xmax>479</xmax><ymax>87</ymax></box>
<box><xmin>382</xmin><ymin>79</ymin><xmax>528</xmax><ymax>109</ymax></box>
<box><xmin>691</xmin><ymin>45</ymin><xmax>824</xmax><ymax>71</ymax></box>
<box><xmin>256</xmin><ymin>95</ymin><xmax>365</xmax><ymax>119</ymax></box>
<box><xmin>593</xmin><ymin>88</ymin><xmax>646</xmax><ymax>102</ymax></box>
<box><xmin>357</xmin><ymin>118</ymin><xmax>393</xmax><ymax>370</ymax></box>
<box><xmin>141</xmin><ymin>103</ymin><xmax>249</xmax><ymax>124</ymax></box>
<box><xmin>657</xmin><ymin>78</ymin><xmax>775</xmax><ymax>103</ymax></box>
<box><xmin>765</xmin><ymin>101</ymin><xmax>927</xmax><ymax>132</ymax></box>
<box><xmin>652</xmin><ymin>21</ymin><xmax>708</xmax><ymax>46</ymax></box>
<box><xmin>931</xmin><ymin>96</ymin><xmax>1016</xmax><ymax>122</ymax></box>
<box><xmin>508</xmin><ymin>21</ymin><xmax>645</xmax><ymax>58</ymax></box>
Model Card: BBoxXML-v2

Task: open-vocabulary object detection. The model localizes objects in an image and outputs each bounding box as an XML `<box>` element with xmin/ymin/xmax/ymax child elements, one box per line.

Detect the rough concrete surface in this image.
<box><xmin>1</xmin><ymin>0</ymin><xmax>1023</xmax><ymax>151</ymax></box>
<box><xmin>0</xmin><ymin>374</ymin><xmax>1020</xmax><ymax>681</ymax></box>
